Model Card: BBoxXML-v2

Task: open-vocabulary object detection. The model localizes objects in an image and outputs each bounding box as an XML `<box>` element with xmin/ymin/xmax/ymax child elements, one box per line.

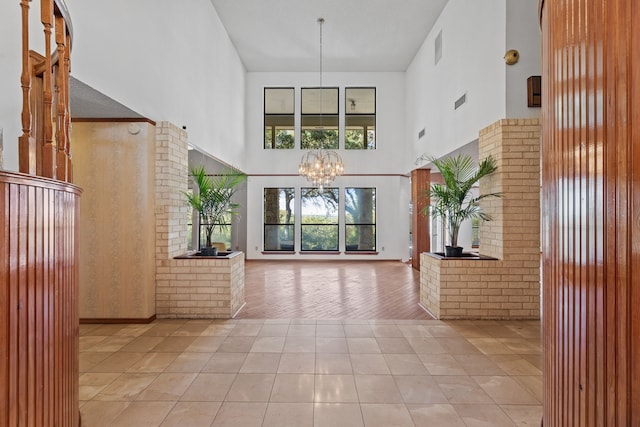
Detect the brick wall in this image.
<box><xmin>420</xmin><ymin>118</ymin><xmax>541</xmax><ymax>319</ymax></box>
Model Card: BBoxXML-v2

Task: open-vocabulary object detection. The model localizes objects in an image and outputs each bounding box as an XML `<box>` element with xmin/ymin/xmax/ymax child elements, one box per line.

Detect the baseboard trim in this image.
<box><xmin>80</xmin><ymin>314</ymin><xmax>157</xmax><ymax>324</ymax></box>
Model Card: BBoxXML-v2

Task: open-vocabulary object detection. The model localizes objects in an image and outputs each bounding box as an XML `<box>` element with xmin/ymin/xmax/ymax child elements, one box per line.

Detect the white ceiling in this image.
<box><xmin>209</xmin><ymin>0</ymin><xmax>449</xmax><ymax>72</ymax></box>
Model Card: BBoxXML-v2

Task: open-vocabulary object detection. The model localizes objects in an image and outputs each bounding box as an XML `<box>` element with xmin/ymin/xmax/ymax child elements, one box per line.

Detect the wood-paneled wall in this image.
<box><xmin>540</xmin><ymin>0</ymin><xmax>640</xmax><ymax>425</ymax></box>
<box><xmin>0</xmin><ymin>171</ymin><xmax>81</xmax><ymax>426</ymax></box>
<box><xmin>411</xmin><ymin>169</ymin><xmax>430</xmax><ymax>269</ymax></box>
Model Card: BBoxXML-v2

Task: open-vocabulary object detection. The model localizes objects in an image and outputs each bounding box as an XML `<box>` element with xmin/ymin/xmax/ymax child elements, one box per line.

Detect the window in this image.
<box><xmin>301</xmin><ymin>87</ymin><xmax>339</xmax><ymax>149</ymax></box>
<box><xmin>263</xmin><ymin>188</ymin><xmax>295</xmax><ymax>251</ymax></box>
<box><xmin>301</xmin><ymin>187</ymin><xmax>339</xmax><ymax>251</ymax></box>
<box><xmin>345</xmin><ymin>188</ymin><xmax>376</xmax><ymax>251</ymax></box>
<box><xmin>264</xmin><ymin>88</ymin><xmax>295</xmax><ymax>149</ymax></box>
<box><xmin>345</xmin><ymin>87</ymin><xmax>375</xmax><ymax>149</ymax></box>
<box><xmin>200</xmin><ymin>214</ymin><xmax>232</xmax><ymax>250</ymax></box>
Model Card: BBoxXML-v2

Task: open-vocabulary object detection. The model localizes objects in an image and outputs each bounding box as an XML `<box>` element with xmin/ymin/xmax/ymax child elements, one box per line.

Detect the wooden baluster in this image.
<box><xmin>41</xmin><ymin>0</ymin><xmax>56</xmax><ymax>179</ymax></box>
<box><xmin>55</xmin><ymin>15</ymin><xmax>68</xmax><ymax>181</ymax></box>
<box><xmin>18</xmin><ymin>0</ymin><xmax>36</xmax><ymax>174</ymax></box>
<box><xmin>64</xmin><ymin>32</ymin><xmax>73</xmax><ymax>182</ymax></box>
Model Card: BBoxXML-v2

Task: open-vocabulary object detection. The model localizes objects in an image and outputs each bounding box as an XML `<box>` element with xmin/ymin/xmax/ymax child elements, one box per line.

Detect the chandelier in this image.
<box><xmin>298</xmin><ymin>17</ymin><xmax>344</xmax><ymax>192</ymax></box>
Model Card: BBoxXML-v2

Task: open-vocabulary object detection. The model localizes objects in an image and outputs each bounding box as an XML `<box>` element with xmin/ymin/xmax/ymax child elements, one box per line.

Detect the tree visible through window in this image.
<box><xmin>264</xmin><ymin>88</ymin><xmax>295</xmax><ymax>149</ymax></box>
<box><xmin>345</xmin><ymin>87</ymin><xmax>376</xmax><ymax>149</ymax></box>
<box><xmin>263</xmin><ymin>188</ymin><xmax>295</xmax><ymax>251</ymax></box>
<box><xmin>345</xmin><ymin>188</ymin><xmax>376</xmax><ymax>251</ymax></box>
<box><xmin>301</xmin><ymin>87</ymin><xmax>339</xmax><ymax>149</ymax></box>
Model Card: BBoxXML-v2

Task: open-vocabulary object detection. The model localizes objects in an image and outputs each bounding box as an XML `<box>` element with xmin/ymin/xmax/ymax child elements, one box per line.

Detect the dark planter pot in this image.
<box><xmin>445</xmin><ymin>246</ymin><xmax>463</xmax><ymax>257</ymax></box>
<box><xmin>199</xmin><ymin>247</ymin><xmax>218</xmax><ymax>256</ymax></box>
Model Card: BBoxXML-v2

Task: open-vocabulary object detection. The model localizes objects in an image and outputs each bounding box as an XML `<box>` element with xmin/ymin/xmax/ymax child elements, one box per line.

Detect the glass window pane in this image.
<box><xmin>301</xmin><ymin>187</ymin><xmax>339</xmax><ymax>251</ymax></box>
<box><xmin>345</xmin><ymin>188</ymin><xmax>376</xmax><ymax>251</ymax></box>
<box><xmin>264</xmin><ymin>88</ymin><xmax>295</xmax><ymax>149</ymax></box>
<box><xmin>345</xmin><ymin>87</ymin><xmax>376</xmax><ymax>150</ymax></box>
<box><xmin>301</xmin><ymin>87</ymin><xmax>339</xmax><ymax>149</ymax></box>
<box><xmin>264</xmin><ymin>188</ymin><xmax>295</xmax><ymax>251</ymax></box>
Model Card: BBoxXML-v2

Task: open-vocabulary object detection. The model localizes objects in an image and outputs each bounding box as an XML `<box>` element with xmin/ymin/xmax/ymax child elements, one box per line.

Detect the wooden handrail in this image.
<box><xmin>19</xmin><ymin>0</ymin><xmax>74</xmax><ymax>183</ymax></box>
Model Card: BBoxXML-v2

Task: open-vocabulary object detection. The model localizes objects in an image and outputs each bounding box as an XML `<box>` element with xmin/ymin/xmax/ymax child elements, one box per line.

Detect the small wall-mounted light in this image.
<box><xmin>504</xmin><ymin>49</ymin><xmax>520</xmax><ymax>65</ymax></box>
<box><xmin>350</xmin><ymin>99</ymin><xmax>356</xmax><ymax>111</ymax></box>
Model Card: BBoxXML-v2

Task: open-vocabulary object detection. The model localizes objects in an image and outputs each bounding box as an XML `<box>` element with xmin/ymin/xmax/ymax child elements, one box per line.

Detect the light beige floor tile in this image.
<box><xmin>136</xmin><ymin>372</ymin><xmax>197</xmax><ymax>401</ymax></box>
<box><xmin>126</xmin><ymin>352</ymin><xmax>179</xmax><ymax>373</ymax></box>
<box><xmin>278</xmin><ymin>352</ymin><xmax>315</xmax><ymax>373</ymax></box>
<box><xmin>407</xmin><ymin>403</ymin><xmax>466</xmax><ymax>426</ymax></box>
<box><xmin>109</xmin><ymin>401</ymin><xmax>175</xmax><ymax>427</ymax></box>
<box><xmin>287</xmin><ymin>324</ymin><xmax>316</xmax><ymax>336</ymax></box>
<box><xmin>211</xmin><ymin>402</ymin><xmax>267</xmax><ymax>427</ymax></box>
<box><xmin>226</xmin><ymin>373</ymin><xmax>275</xmax><ymax>401</ymax></box>
<box><xmin>384</xmin><ymin>354</ymin><xmax>429</xmax><ymax>375</ymax></box>
<box><xmin>116</xmin><ymin>324</ymin><xmax>155</xmax><ymax>337</ymax></box>
<box><xmin>472</xmin><ymin>376</ymin><xmax>539</xmax><ymax>404</ymax></box>
<box><xmin>79</xmin><ymin>401</ymin><xmax>130</xmax><ymax>427</ymax></box>
<box><xmin>88</xmin><ymin>351</ymin><xmax>145</xmax><ymax>373</ymax></box>
<box><xmin>488</xmin><ymin>354</ymin><xmax>543</xmax><ymax>376</ymax></box>
<box><xmin>186</xmin><ymin>336</ymin><xmax>225</xmax><ymax>352</ymax></box>
<box><xmin>201</xmin><ymin>323</ymin><xmax>235</xmax><ymax>337</ymax></box>
<box><xmin>94</xmin><ymin>373</ymin><xmax>158</xmax><ymax>401</ymax></box>
<box><xmin>152</xmin><ymin>336</ymin><xmax>197</xmax><ymax>352</ymax></box>
<box><xmin>315</xmin><ymin>353</ymin><xmax>353</xmax><ymax>374</ymax></box>
<box><xmin>160</xmin><ymin>401</ymin><xmax>221</xmax><ymax>427</ymax></box>
<box><xmin>354</xmin><ymin>375</ymin><xmax>403</xmax><ymax>403</ymax></box>
<box><xmin>347</xmin><ymin>338</ymin><xmax>381</xmax><ymax>353</ymax></box>
<box><xmin>80</xmin><ymin>336</ymin><xmax>108</xmax><ymax>351</ymax></box>
<box><xmin>316</xmin><ymin>324</ymin><xmax>345</xmax><ymax>337</ymax></box>
<box><xmin>250</xmin><ymin>336</ymin><xmax>286</xmax><ymax>353</ymax></box>
<box><xmin>80</xmin><ymin>352</ymin><xmax>112</xmax><ymax>372</ymax></box>
<box><xmin>376</xmin><ymin>337</ymin><xmax>415</xmax><ymax>354</ymax></box>
<box><xmin>170</xmin><ymin>321</ymin><xmax>212</xmax><ymax>337</ymax></box>
<box><xmin>512</xmin><ymin>375</ymin><xmax>544</xmax><ymax>403</ymax></box>
<box><xmin>262</xmin><ymin>402</ymin><xmax>313</xmax><ymax>427</ymax></box>
<box><xmin>314</xmin><ymin>374</ymin><xmax>359</xmax><ymax>403</ymax></box>
<box><xmin>314</xmin><ymin>403</ymin><xmax>364</xmax><ymax>427</ymax></box>
<box><xmin>398</xmin><ymin>325</ymin><xmax>431</xmax><ymax>337</ymax></box>
<box><xmin>407</xmin><ymin>337</ymin><xmax>447</xmax><ymax>354</ymax></box>
<box><xmin>436</xmin><ymin>337</ymin><xmax>483</xmax><ymax>354</ymax></box>
<box><xmin>180</xmin><ymin>373</ymin><xmax>236</xmax><ymax>401</ymax></box>
<box><xmin>258</xmin><ymin>324</ymin><xmax>289</xmax><ymax>337</ymax></box>
<box><xmin>424</xmin><ymin>324</ymin><xmax>463</xmax><ymax>337</ymax></box>
<box><xmin>433</xmin><ymin>375</ymin><xmax>494</xmax><ymax>404</ymax></box>
<box><xmin>270</xmin><ymin>374</ymin><xmax>315</xmax><ymax>402</ymax></box>
<box><xmin>497</xmin><ymin>338</ymin><xmax>542</xmax><ymax>354</ymax></box>
<box><xmin>142</xmin><ymin>323</ymin><xmax>185</xmax><ymax>337</ymax></box>
<box><xmin>119</xmin><ymin>336</ymin><xmax>165</xmax><ymax>353</ymax></box>
<box><xmin>164</xmin><ymin>352</ymin><xmax>212</xmax><ymax>373</ymax></box>
<box><xmin>201</xmin><ymin>352</ymin><xmax>247</xmax><ymax>373</ymax></box>
<box><xmin>283</xmin><ymin>336</ymin><xmax>316</xmax><ymax>352</ymax></box>
<box><xmin>344</xmin><ymin>324</ymin><xmax>374</xmax><ymax>338</ymax></box>
<box><xmin>89</xmin><ymin>336</ymin><xmax>135</xmax><ymax>352</ymax></box>
<box><xmin>454</xmin><ymin>354</ymin><xmax>506</xmax><ymax>375</ymax></box>
<box><xmin>467</xmin><ymin>337</ymin><xmax>515</xmax><ymax>355</ymax></box>
<box><xmin>394</xmin><ymin>375</ymin><xmax>449</xmax><ymax>404</ymax></box>
<box><xmin>240</xmin><ymin>352</ymin><xmax>281</xmax><ymax>373</ymax></box>
<box><xmin>229</xmin><ymin>323</ymin><xmax>263</xmax><ymax>337</ymax></box>
<box><xmin>454</xmin><ymin>403</ymin><xmax>516</xmax><ymax>427</ymax></box>
<box><xmin>501</xmin><ymin>404</ymin><xmax>543</xmax><ymax>426</ymax></box>
<box><xmin>315</xmin><ymin>337</ymin><xmax>348</xmax><ymax>353</ymax></box>
<box><xmin>350</xmin><ymin>354</ymin><xmax>391</xmax><ymax>375</ymax></box>
<box><xmin>371</xmin><ymin>324</ymin><xmax>404</xmax><ymax>338</ymax></box>
<box><xmin>419</xmin><ymin>354</ymin><xmax>466</xmax><ymax>375</ymax></box>
<box><xmin>360</xmin><ymin>403</ymin><xmax>414</xmax><ymax>427</ymax></box>
<box><xmin>79</xmin><ymin>373</ymin><xmax>120</xmax><ymax>400</ymax></box>
<box><xmin>218</xmin><ymin>336</ymin><xmax>257</xmax><ymax>353</ymax></box>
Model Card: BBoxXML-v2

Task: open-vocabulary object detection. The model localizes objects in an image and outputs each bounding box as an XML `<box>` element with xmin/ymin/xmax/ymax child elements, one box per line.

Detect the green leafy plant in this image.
<box><xmin>423</xmin><ymin>154</ymin><xmax>501</xmax><ymax>253</ymax></box>
<box><xmin>184</xmin><ymin>165</ymin><xmax>246</xmax><ymax>249</ymax></box>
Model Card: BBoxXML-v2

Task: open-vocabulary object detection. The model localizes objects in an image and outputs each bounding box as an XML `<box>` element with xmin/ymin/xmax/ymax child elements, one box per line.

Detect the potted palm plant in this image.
<box><xmin>184</xmin><ymin>165</ymin><xmax>246</xmax><ymax>256</ymax></box>
<box><xmin>424</xmin><ymin>154</ymin><xmax>501</xmax><ymax>257</ymax></box>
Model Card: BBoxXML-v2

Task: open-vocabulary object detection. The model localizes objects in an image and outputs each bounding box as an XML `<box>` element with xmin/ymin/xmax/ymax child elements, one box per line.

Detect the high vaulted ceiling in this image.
<box><xmin>209</xmin><ymin>0</ymin><xmax>449</xmax><ymax>72</ymax></box>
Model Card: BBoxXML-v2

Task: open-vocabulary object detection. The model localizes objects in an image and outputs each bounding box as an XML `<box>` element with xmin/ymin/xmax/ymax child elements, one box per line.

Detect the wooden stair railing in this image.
<box><xmin>19</xmin><ymin>0</ymin><xmax>73</xmax><ymax>182</ymax></box>
<box><xmin>1</xmin><ymin>1</ymin><xmax>81</xmax><ymax>426</ymax></box>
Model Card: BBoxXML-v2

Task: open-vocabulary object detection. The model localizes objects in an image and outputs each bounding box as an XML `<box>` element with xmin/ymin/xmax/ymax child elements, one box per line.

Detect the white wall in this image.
<box><xmin>243</xmin><ymin>71</ymin><xmax>411</xmax><ymax>260</ymax></box>
<box><xmin>0</xmin><ymin>0</ymin><xmax>246</xmax><ymax>171</ymax></box>
<box><xmin>505</xmin><ymin>0</ymin><xmax>542</xmax><ymax>118</ymax></box>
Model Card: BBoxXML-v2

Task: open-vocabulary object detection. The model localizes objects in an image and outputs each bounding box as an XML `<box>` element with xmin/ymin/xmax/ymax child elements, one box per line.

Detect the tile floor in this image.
<box><xmin>79</xmin><ymin>318</ymin><xmax>542</xmax><ymax>426</ymax></box>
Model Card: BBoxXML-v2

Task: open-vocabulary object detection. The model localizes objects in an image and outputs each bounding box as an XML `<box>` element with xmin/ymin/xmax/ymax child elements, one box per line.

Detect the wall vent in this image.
<box><xmin>454</xmin><ymin>93</ymin><xmax>466</xmax><ymax>110</ymax></box>
<box><xmin>434</xmin><ymin>30</ymin><xmax>442</xmax><ymax>65</ymax></box>
<box><xmin>418</xmin><ymin>128</ymin><xmax>426</xmax><ymax>139</ymax></box>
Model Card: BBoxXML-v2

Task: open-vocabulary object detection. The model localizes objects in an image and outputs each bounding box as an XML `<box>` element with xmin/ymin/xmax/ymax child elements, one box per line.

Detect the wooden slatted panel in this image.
<box><xmin>540</xmin><ymin>0</ymin><xmax>640</xmax><ymax>425</ymax></box>
<box><xmin>0</xmin><ymin>171</ymin><xmax>81</xmax><ymax>427</ymax></box>
<box><xmin>411</xmin><ymin>169</ymin><xmax>430</xmax><ymax>270</ymax></box>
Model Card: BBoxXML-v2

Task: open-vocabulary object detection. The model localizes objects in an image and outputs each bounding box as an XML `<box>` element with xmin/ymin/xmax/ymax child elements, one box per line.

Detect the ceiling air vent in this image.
<box><xmin>454</xmin><ymin>93</ymin><xmax>466</xmax><ymax>110</ymax></box>
<box><xmin>418</xmin><ymin>128</ymin><xmax>426</xmax><ymax>139</ymax></box>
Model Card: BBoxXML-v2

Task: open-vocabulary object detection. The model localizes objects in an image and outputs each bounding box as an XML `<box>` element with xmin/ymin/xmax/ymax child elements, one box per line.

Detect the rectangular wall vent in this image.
<box><xmin>418</xmin><ymin>128</ymin><xmax>426</xmax><ymax>139</ymax></box>
<box><xmin>434</xmin><ymin>30</ymin><xmax>442</xmax><ymax>65</ymax></box>
<box><xmin>454</xmin><ymin>93</ymin><xmax>466</xmax><ymax>110</ymax></box>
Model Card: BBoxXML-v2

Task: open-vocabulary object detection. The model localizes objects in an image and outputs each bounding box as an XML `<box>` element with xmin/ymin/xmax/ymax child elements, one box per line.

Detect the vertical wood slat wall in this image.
<box><xmin>411</xmin><ymin>169</ymin><xmax>430</xmax><ymax>270</ymax></box>
<box><xmin>0</xmin><ymin>171</ymin><xmax>81</xmax><ymax>426</ymax></box>
<box><xmin>540</xmin><ymin>0</ymin><xmax>640</xmax><ymax>425</ymax></box>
